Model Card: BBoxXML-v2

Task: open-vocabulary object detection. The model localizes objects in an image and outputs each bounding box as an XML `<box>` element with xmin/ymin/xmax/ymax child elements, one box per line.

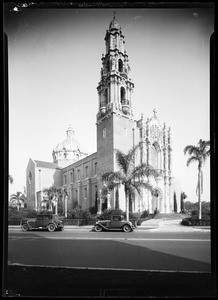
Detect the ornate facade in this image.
<box><xmin>26</xmin><ymin>16</ymin><xmax>180</xmax><ymax>214</ymax></box>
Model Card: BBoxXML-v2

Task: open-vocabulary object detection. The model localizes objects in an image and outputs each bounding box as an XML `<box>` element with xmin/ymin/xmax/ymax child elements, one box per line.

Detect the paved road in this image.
<box><xmin>8</xmin><ymin>229</ymin><xmax>211</xmax><ymax>272</ymax></box>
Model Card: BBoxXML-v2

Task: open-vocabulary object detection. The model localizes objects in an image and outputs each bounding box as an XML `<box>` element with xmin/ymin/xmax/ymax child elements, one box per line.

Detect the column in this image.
<box><xmin>107</xmin><ymin>192</ymin><xmax>111</xmax><ymax>209</ymax></box>
<box><xmin>98</xmin><ymin>189</ymin><xmax>102</xmax><ymax>214</ymax></box>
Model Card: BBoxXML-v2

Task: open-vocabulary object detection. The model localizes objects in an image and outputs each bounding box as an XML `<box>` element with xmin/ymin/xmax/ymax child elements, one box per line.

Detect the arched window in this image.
<box><xmin>118</xmin><ymin>59</ymin><xmax>123</xmax><ymax>72</ymax></box>
<box><xmin>120</xmin><ymin>87</ymin><xmax>125</xmax><ymax>103</ymax></box>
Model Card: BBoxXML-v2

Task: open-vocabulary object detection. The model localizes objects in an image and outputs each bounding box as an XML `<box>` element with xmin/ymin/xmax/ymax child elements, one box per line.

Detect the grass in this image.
<box><xmin>153</xmin><ymin>213</ymin><xmax>191</xmax><ymax>220</ymax></box>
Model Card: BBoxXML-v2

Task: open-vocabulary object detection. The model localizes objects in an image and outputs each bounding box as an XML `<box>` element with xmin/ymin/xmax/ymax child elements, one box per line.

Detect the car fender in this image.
<box><xmin>95</xmin><ymin>222</ymin><xmax>109</xmax><ymax>231</ymax></box>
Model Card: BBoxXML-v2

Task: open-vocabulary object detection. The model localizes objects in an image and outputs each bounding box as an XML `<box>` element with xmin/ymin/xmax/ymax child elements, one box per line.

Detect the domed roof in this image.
<box><xmin>53</xmin><ymin>125</ymin><xmax>87</xmax><ymax>155</ymax></box>
<box><xmin>109</xmin><ymin>16</ymin><xmax>121</xmax><ymax>30</ymax></box>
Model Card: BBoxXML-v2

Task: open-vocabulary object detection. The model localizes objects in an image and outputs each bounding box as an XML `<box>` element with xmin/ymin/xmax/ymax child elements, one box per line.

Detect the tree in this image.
<box><xmin>184</xmin><ymin>139</ymin><xmax>210</xmax><ymax>219</ymax></box>
<box><xmin>180</xmin><ymin>192</ymin><xmax>187</xmax><ymax>213</ymax></box>
<box><xmin>100</xmin><ymin>145</ymin><xmax>160</xmax><ymax>221</ymax></box>
<box><xmin>9</xmin><ymin>192</ymin><xmax>26</xmax><ymax>211</ymax></box>
<box><xmin>173</xmin><ymin>192</ymin><xmax>177</xmax><ymax>213</ymax></box>
<box><xmin>43</xmin><ymin>185</ymin><xmax>63</xmax><ymax>214</ymax></box>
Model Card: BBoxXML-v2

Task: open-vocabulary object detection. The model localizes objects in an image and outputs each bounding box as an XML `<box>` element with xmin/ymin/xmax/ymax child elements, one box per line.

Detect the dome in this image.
<box><xmin>53</xmin><ymin>125</ymin><xmax>88</xmax><ymax>166</ymax></box>
<box><xmin>109</xmin><ymin>16</ymin><xmax>120</xmax><ymax>30</ymax></box>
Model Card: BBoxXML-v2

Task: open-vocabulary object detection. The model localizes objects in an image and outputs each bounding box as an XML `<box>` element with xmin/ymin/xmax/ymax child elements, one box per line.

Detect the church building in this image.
<box><xmin>26</xmin><ymin>16</ymin><xmax>181</xmax><ymax>215</ymax></box>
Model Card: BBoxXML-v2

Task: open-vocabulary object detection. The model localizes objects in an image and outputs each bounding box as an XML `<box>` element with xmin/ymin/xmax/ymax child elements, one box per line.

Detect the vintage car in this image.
<box><xmin>20</xmin><ymin>214</ymin><xmax>64</xmax><ymax>232</ymax></box>
<box><xmin>93</xmin><ymin>215</ymin><xmax>135</xmax><ymax>232</ymax></box>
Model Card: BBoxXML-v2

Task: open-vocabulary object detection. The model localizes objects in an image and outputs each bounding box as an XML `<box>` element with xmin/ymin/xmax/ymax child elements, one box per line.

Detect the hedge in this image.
<box><xmin>181</xmin><ymin>217</ymin><xmax>210</xmax><ymax>226</ymax></box>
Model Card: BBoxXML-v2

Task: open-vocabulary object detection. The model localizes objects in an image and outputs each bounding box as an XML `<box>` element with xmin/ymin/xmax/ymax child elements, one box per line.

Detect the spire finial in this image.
<box><xmin>113</xmin><ymin>11</ymin><xmax>116</xmax><ymax>19</ymax></box>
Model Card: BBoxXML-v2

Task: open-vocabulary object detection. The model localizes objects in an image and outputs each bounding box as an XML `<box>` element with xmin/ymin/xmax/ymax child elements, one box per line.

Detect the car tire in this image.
<box><xmin>21</xmin><ymin>224</ymin><xmax>29</xmax><ymax>231</ymax></box>
<box><xmin>94</xmin><ymin>225</ymin><xmax>102</xmax><ymax>232</ymax></box>
<box><xmin>47</xmin><ymin>223</ymin><xmax>56</xmax><ymax>232</ymax></box>
<box><xmin>122</xmin><ymin>224</ymin><xmax>132</xmax><ymax>233</ymax></box>
<box><xmin>59</xmin><ymin>227</ymin><xmax>64</xmax><ymax>231</ymax></box>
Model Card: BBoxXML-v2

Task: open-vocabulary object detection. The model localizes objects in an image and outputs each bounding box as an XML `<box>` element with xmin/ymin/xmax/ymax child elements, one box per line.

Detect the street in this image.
<box><xmin>4</xmin><ymin>228</ymin><xmax>214</xmax><ymax>297</ymax></box>
<box><xmin>8</xmin><ymin>229</ymin><xmax>211</xmax><ymax>272</ymax></box>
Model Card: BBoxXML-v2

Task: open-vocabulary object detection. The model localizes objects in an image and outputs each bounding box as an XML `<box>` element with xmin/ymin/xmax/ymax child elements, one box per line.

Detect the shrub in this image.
<box><xmin>154</xmin><ymin>208</ymin><xmax>160</xmax><ymax>216</ymax></box>
<box><xmin>191</xmin><ymin>210</ymin><xmax>198</xmax><ymax>216</ymax></box>
<box><xmin>137</xmin><ymin>219</ymin><xmax>143</xmax><ymax>226</ymax></box>
<box><xmin>89</xmin><ymin>205</ymin><xmax>98</xmax><ymax>214</ymax></box>
<box><xmin>140</xmin><ymin>210</ymin><xmax>150</xmax><ymax>218</ymax></box>
<box><xmin>67</xmin><ymin>206</ymin><xmax>92</xmax><ymax>219</ymax></box>
<box><xmin>8</xmin><ymin>207</ymin><xmax>37</xmax><ymax>224</ymax></box>
<box><xmin>181</xmin><ymin>216</ymin><xmax>210</xmax><ymax>226</ymax></box>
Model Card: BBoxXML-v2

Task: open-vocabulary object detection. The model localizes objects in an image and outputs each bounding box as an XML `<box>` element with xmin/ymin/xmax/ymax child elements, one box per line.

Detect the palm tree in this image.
<box><xmin>43</xmin><ymin>185</ymin><xmax>63</xmax><ymax>214</ymax></box>
<box><xmin>184</xmin><ymin>139</ymin><xmax>210</xmax><ymax>219</ymax></box>
<box><xmin>100</xmin><ymin>145</ymin><xmax>160</xmax><ymax>221</ymax></box>
<box><xmin>9</xmin><ymin>192</ymin><xmax>26</xmax><ymax>211</ymax></box>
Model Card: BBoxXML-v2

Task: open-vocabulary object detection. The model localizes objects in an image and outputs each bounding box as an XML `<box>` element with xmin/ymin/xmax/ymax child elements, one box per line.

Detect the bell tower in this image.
<box><xmin>96</xmin><ymin>15</ymin><xmax>136</xmax><ymax>178</ymax></box>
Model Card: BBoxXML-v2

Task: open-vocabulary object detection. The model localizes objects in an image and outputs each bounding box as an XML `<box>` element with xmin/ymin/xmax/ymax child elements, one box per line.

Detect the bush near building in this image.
<box><xmin>181</xmin><ymin>201</ymin><xmax>210</xmax><ymax>226</ymax></box>
<box><xmin>8</xmin><ymin>207</ymin><xmax>37</xmax><ymax>225</ymax></box>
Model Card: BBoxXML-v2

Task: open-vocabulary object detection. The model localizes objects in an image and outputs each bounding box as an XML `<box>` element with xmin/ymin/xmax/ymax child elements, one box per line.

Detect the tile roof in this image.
<box><xmin>34</xmin><ymin>160</ymin><xmax>62</xmax><ymax>170</ymax></box>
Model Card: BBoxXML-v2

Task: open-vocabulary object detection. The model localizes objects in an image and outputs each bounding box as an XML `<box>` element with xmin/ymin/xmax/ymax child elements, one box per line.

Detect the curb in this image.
<box><xmin>8</xmin><ymin>225</ymin><xmax>210</xmax><ymax>231</ymax></box>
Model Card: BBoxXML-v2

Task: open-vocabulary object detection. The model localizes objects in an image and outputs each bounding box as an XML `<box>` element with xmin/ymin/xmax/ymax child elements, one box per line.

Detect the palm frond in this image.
<box><xmin>139</xmin><ymin>181</ymin><xmax>154</xmax><ymax>192</ymax></box>
<box><xmin>115</xmin><ymin>144</ymin><xmax>140</xmax><ymax>175</ymax></box>
<box><xmin>186</xmin><ymin>156</ymin><xmax>199</xmax><ymax>167</ymax></box>
<box><xmin>184</xmin><ymin>145</ymin><xmax>200</xmax><ymax>156</ymax></box>
<box><xmin>115</xmin><ymin>150</ymin><xmax>129</xmax><ymax>174</ymax></box>
<box><xmin>131</xmin><ymin>163</ymin><xmax>160</xmax><ymax>181</ymax></box>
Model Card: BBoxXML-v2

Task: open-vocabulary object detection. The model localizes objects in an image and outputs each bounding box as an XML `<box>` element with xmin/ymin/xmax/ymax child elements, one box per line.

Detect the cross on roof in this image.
<box><xmin>153</xmin><ymin>108</ymin><xmax>157</xmax><ymax>117</ymax></box>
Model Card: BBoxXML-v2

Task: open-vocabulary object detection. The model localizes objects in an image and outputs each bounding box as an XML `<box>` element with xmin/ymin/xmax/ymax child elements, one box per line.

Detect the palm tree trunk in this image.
<box><xmin>125</xmin><ymin>191</ymin><xmax>129</xmax><ymax>222</ymax></box>
<box><xmin>198</xmin><ymin>169</ymin><xmax>202</xmax><ymax>220</ymax></box>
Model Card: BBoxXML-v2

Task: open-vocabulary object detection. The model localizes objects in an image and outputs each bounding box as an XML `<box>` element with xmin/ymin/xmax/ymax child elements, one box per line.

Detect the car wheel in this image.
<box><xmin>94</xmin><ymin>225</ymin><xmax>102</xmax><ymax>232</ymax></box>
<box><xmin>122</xmin><ymin>224</ymin><xmax>132</xmax><ymax>233</ymax></box>
<box><xmin>59</xmin><ymin>227</ymin><xmax>64</xmax><ymax>231</ymax></box>
<box><xmin>21</xmin><ymin>224</ymin><xmax>29</xmax><ymax>231</ymax></box>
<box><xmin>47</xmin><ymin>223</ymin><xmax>56</xmax><ymax>232</ymax></box>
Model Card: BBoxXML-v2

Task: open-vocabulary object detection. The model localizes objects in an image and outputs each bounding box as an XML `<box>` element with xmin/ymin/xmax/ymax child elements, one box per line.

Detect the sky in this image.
<box><xmin>4</xmin><ymin>4</ymin><xmax>214</xmax><ymax>203</ymax></box>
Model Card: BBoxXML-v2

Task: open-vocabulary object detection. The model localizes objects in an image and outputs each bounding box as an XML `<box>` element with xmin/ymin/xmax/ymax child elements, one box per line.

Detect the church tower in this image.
<box><xmin>96</xmin><ymin>15</ymin><xmax>136</xmax><ymax>179</ymax></box>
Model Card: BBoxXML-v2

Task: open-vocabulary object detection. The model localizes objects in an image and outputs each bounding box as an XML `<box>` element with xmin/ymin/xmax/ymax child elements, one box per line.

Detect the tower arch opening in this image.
<box><xmin>120</xmin><ymin>87</ymin><xmax>126</xmax><ymax>103</ymax></box>
<box><xmin>118</xmin><ymin>59</ymin><xmax>123</xmax><ymax>72</ymax></box>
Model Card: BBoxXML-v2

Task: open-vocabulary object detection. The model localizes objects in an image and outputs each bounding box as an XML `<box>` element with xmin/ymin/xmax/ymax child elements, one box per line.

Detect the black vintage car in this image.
<box><xmin>93</xmin><ymin>215</ymin><xmax>135</xmax><ymax>232</ymax></box>
<box><xmin>21</xmin><ymin>214</ymin><xmax>64</xmax><ymax>232</ymax></box>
